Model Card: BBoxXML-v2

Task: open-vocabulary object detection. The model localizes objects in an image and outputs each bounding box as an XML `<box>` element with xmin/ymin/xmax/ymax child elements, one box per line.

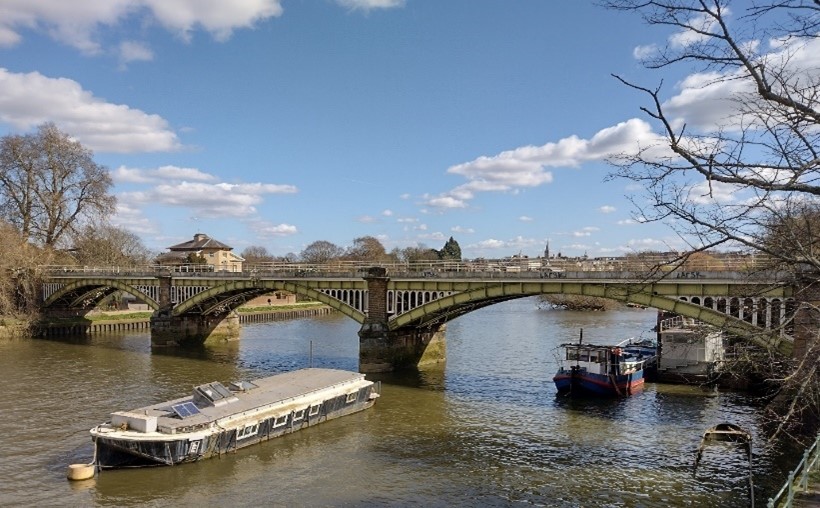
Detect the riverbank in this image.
<box><xmin>25</xmin><ymin>302</ymin><xmax>336</xmax><ymax>337</ymax></box>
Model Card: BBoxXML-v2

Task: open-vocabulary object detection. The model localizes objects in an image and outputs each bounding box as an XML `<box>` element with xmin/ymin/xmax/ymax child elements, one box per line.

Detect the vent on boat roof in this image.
<box><xmin>229</xmin><ymin>380</ymin><xmax>258</xmax><ymax>392</ymax></box>
<box><xmin>171</xmin><ymin>401</ymin><xmax>201</xmax><ymax>419</ymax></box>
<box><xmin>193</xmin><ymin>381</ymin><xmax>239</xmax><ymax>407</ymax></box>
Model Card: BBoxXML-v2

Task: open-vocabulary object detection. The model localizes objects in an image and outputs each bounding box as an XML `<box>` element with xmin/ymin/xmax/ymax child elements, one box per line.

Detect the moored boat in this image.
<box><xmin>90</xmin><ymin>368</ymin><xmax>380</xmax><ymax>469</ymax></box>
<box><xmin>553</xmin><ymin>330</ymin><xmax>658</xmax><ymax>396</ymax></box>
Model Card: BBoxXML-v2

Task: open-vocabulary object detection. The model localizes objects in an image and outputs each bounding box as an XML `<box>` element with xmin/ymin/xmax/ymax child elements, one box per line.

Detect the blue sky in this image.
<box><xmin>2</xmin><ymin>1</ymin><xmax>810</xmax><ymax>259</ymax></box>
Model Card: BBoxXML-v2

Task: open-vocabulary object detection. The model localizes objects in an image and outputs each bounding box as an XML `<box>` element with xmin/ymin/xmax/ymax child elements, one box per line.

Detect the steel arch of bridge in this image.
<box><xmin>174</xmin><ymin>280</ymin><xmax>367</xmax><ymax>322</ymax></box>
<box><xmin>43</xmin><ymin>278</ymin><xmax>161</xmax><ymax>310</ymax></box>
<box><xmin>40</xmin><ymin>274</ymin><xmax>793</xmax><ymax>354</ymax></box>
<box><xmin>387</xmin><ymin>279</ymin><xmax>793</xmax><ymax>355</ymax></box>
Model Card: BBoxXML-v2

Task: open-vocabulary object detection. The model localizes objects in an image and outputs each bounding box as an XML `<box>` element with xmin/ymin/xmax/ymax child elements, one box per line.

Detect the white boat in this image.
<box><xmin>90</xmin><ymin>368</ymin><xmax>380</xmax><ymax>468</ymax></box>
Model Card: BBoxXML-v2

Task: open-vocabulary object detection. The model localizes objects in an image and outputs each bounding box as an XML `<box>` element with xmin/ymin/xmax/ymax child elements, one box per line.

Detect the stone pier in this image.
<box><xmin>358</xmin><ymin>267</ymin><xmax>447</xmax><ymax>372</ymax></box>
<box><xmin>150</xmin><ymin>274</ymin><xmax>240</xmax><ymax>346</ymax></box>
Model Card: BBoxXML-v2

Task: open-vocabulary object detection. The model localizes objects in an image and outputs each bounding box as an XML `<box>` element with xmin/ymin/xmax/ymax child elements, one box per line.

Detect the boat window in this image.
<box><xmin>579</xmin><ymin>354</ymin><xmax>589</xmax><ymax>362</ymax></box>
<box><xmin>292</xmin><ymin>409</ymin><xmax>305</xmax><ymax>421</ymax></box>
<box><xmin>567</xmin><ymin>351</ymin><xmax>579</xmax><ymax>361</ymax></box>
<box><xmin>346</xmin><ymin>392</ymin><xmax>358</xmax><ymax>404</ymax></box>
<box><xmin>308</xmin><ymin>404</ymin><xmax>321</xmax><ymax>416</ymax></box>
<box><xmin>589</xmin><ymin>353</ymin><xmax>598</xmax><ymax>363</ymax></box>
<box><xmin>273</xmin><ymin>415</ymin><xmax>289</xmax><ymax>428</ymax></box>
<box><xmin>237</xmin><ymin>423</ymin><xmax>258</xmax><ymax>440</ymax></box>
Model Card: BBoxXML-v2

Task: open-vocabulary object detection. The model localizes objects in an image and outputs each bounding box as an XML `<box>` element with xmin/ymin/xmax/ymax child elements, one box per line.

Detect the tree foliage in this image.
<box><xmin>439</xmin><ymin>236</ymin><xmax>462</xmax><ymax>261</ymax></box>
<box><xmin>0</xmin><ymin>123</ymin><xmax>115</xmax><ymax>247</ymax></box>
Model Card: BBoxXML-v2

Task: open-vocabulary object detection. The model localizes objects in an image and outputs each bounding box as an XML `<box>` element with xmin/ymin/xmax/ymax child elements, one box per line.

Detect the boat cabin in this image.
<box><xmin>559</xmin><ymin>344</ymin><xmax>645</xmax><ymax>377</ymax></box>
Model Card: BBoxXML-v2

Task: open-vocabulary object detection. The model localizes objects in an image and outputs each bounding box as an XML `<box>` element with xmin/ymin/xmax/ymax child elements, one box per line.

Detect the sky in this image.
<box><xmin>1</xmin><ymin>1</ymin><xmax>815</xmax><ymax>260</ymax></box>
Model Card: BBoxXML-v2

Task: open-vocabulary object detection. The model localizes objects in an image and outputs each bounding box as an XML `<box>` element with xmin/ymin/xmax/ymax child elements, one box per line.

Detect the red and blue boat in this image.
<box><xmin>553</xmin><ymin>330</ymin><xmax>657</xmax><ymax>396</ymax></box>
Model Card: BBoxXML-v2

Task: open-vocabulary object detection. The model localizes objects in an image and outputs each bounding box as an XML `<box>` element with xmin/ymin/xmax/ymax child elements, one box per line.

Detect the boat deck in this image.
<box><xmin>116</xmin><ymin>368</ymin><xmax>367</xmax><ymax>432</ymax></box>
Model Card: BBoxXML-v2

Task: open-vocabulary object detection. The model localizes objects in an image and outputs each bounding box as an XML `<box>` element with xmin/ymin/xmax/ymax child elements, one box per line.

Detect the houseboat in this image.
<box><xmin>90</xmin><ymin>368</ymin><xmax>380</xmax><ymax>469</ymax></box>
<box><xmin>553</xmin><ymin>331</ymin><xmax>658</xmax><ymax>396</ymax></box>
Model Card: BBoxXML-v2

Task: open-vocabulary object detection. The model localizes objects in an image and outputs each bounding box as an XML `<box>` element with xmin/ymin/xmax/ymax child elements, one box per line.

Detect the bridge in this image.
<box><xmin>38</xmin><ymin>262</ymin><xmax>807</xmax><ymax>372</ymax></box>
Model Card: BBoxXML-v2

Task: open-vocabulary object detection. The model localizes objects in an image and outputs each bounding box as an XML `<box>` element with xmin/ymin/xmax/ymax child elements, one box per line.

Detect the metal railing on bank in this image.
<box><xmin>768</xmin><ymin>432</ymin><xmax>820</xmax><ymax>507</ymax></box>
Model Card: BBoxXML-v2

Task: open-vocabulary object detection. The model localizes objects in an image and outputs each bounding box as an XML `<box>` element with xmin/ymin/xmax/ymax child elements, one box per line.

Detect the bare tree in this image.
<box><xmin>344</xmin><ymin>236</ymin><xmax>391</xmax><ymax>262</ymax></box>
<box><xmin>604</xmin><ymin>0</ymin><xmax>820</xmax><ymax>440</ymax></box>
<box><xmin>299</xmin><ymin>240</ymin><xmax>344</xmax><ymax>263</ymax></box>
<box><xmin>605</xmin><ymin>0</ymin><xmax>820</xmax><ymax>271</ymax></box>
<box><xmin>241</xmin><ymin>245</ymin><xmax>275</xmax><ymax>264</ymax></box>
<box><xmin>0</xmin><ymin>123</ymin><xmax>115</xmax><ymax>247</ymax></box>
<box><xmin>69</xmin><ymin>225</ymin><xmax>154</xmax><ymax>266</ymax></box>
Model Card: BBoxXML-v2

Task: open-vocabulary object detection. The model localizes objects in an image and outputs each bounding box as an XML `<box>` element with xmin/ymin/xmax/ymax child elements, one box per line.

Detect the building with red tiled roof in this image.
<box><xmin>155</xmin><ymin>233</ymin><xmax>244</xmax><ymax>272</ymax></box>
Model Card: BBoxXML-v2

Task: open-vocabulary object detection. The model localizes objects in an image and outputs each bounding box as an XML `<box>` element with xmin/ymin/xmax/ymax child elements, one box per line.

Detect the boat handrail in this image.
<box><xmin>767</xmin><ymin>431</ymin><xmax>820</xmax><ymax>507</ymax></box>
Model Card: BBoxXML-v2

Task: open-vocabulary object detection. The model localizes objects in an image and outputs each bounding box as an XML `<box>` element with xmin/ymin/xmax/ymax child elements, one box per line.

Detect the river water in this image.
<box><xmin>0</xmin><ymin>298</ymin><xmax>793</xmax><ymax>507</ymax></box>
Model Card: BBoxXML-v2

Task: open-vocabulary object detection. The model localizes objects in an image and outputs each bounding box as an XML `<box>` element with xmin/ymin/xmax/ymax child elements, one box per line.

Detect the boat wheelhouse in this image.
<box><xmin>90</xmin><ymin>368</ymin><xmax>379</xmax><ymax>469</ymax></box>
<box><xmin>553</xmin><ymin>334</ymin><xmax>657</xmax><ymax>396</ymax></box>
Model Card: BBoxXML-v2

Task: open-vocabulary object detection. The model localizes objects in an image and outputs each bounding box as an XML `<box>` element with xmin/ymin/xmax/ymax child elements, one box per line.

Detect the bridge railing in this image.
<box><xmin>38</xmin><ymin>256</ymin><xmax>789</xmax><ymax>280</ymax></box>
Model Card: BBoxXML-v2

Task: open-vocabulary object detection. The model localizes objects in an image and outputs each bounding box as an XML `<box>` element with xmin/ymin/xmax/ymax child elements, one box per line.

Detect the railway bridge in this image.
<box><xmin>39</xmin><ymin>264</ymin><xmax>809</xmax><ymax>372</ymax></box>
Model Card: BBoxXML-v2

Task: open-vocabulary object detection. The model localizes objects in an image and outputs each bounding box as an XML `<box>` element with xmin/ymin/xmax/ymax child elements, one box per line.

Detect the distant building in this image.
<box><xmin>155</xmin><ymin>233</ymin><xmax>244</xmax><ymax>272</ymax></box>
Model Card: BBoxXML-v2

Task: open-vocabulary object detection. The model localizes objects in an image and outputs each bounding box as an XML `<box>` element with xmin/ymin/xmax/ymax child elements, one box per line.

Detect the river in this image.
<box><xmin>0</xmin><ymin>298</ymin><xmax>792</xmax><ymax>507</ymax></box>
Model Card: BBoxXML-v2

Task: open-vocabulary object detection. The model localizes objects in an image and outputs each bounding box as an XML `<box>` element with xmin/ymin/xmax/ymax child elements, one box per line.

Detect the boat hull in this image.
<box><xmin>553</xmin><ymin>369</ymin><xmax>645</xmax><ymax>396</ymax></box>
<box><xmin>95</xmin><ymin>398</ymin><xmax>375</xmax><ymax>468</ymax></box>
<box><xmin>90</xmin><ymin>369</ymin><xmax>379</xmax><ymax>469</ymax></box>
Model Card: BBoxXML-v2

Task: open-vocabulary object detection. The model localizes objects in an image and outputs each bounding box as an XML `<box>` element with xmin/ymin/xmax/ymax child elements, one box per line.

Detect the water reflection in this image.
<box><xmin>0</xmin><ymin>298</ymin><xmax>795</xmax><ymax>506</ymax></box>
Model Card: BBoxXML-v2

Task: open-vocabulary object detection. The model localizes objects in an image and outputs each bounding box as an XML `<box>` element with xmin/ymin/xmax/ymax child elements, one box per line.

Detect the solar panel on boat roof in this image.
<box><xmin>171</xmin><ymin>401</ymin><xmax>201</xmax><ymax>419</ymax></box>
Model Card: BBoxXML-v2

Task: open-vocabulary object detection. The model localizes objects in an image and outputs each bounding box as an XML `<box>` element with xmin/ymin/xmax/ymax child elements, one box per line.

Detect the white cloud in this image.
<box><xmin>111</xmin><ymin>202</ymin><xmax>158</xmax><ymax>235</ymax></box>
<box><xmin>431</xmin><ymin>118</ymin><xmax>668</xmax><ymax>210</ymax></box>
<box><xmin>357</xmin><ymin>215</ymin><xmax>377</xmax><ymax>223</ymax></box>
<box><xmin>599</xmin><ymin>205</ymin><xmax>616</xmax><ymax>214</ymax></box>
<box><xmin>0</xmin><ymin>68</ymin><xmax>181</xmax><ymax>153</ymax></box>
<box><xmin>451</xmin><ymin>225</ymin><xmax>474</xmax><ymax>234</ymax></box>
<box><xmin>336</xmin><ymin>0</ymin><xmax>405</xmax><ymax>10</ymax></box>
<box><xmin>120</xmin><ymin>180</ymin><xmax>296</xmax><ymax>218</ymax></box>
<box><xmin>0</xmin><ymin>0</ymin><xmax>285</xmax><ymax>52</ymax></box>
<box><xmin>617</xmin><ymin>219</ymin><xmax>636</xmax><ymax>225</ymax></box>
<box><xmin>381</xmin><ymin>209</ymin><xmax>393</xmax><ymax>216</ymax></box>
<box><xmin>663</xmin><ymin>36</ymin><xmax>820</xmax><ymax>132</ymax></box>
<box><xmin>687</xmin><ymin>179</ymin><xmax>737</xmax><ymax>205</ymax></box>
<box><xmin>518</xmin><ymin>216</ymin><xmax>534</xmax><ymax>222</ymax></box>
<box><xmin>424</xmin><ymin>195</ymin><xmax>468</xmax><ymax>209</ymax></box>
<box><xmin>113</xmin><ymin>165</ymin><xmax>217</xmax><ymax>183</ymax></box>
<box><xmin>119</xmin><ymin>41</ymin><xmax>153</xmax><ymax>66</ymax></box>
<box><xmin>249</xmin><ymin>221</ymin><xmax>298</xmax><ymax>237</ymax></box>
<box><xmin>397</xmin><ymin>217</ymin><xmax>418</xmax><ymax>223</ymax></box>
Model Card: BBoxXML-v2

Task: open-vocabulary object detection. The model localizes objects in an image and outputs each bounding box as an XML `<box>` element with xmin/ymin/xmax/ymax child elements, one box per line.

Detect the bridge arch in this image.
<box><xmin>390</xmin><ymin>282</ymin><xmax>791</xmax><ymax>354</ymax></box>
<box><xmin>172</xmin><ymin>280</ymin><xmax>367</xmax><ymax>323</ymax></box>
<box><xmin>43</xmin><ymin>279</ymin><xmax>160</xmax><ymax>310</ymax></box>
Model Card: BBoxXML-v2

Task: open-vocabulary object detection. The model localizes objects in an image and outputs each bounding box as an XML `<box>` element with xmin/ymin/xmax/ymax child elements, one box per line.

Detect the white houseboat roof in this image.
<box><xmin>111</xmin><ymin>368</ymin><xmax>369</xmax><ymax>433</ymax></box>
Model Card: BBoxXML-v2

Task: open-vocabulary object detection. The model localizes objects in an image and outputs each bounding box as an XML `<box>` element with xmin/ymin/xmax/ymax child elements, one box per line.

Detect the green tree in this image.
<box><xmin>439</xmin><ymin>237</ymin><xmax>462</xmax><ymax>261</ymax></box>
<box><xmin>0</xmin><ymin>123</ymin><xmax>115</xmax><ymax>247</ymax></box>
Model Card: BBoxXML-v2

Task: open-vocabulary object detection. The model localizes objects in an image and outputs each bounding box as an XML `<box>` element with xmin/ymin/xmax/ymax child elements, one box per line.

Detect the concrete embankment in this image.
<box><xmin>34</xmin><ymin>305</ymin><xmax>336</xmax><ymax>337</ymax></box>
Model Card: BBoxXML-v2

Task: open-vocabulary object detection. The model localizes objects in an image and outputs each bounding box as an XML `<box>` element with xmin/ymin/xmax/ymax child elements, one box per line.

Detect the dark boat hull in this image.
<box><xmin>553</xmin><ymin>368</ymin><xmax>645</xmax><ymax>396</ymax></box>
<box><xmin>94</xmin><ymin>385</ymin><xmax>377</xmax><ymax>468</ymax></box>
